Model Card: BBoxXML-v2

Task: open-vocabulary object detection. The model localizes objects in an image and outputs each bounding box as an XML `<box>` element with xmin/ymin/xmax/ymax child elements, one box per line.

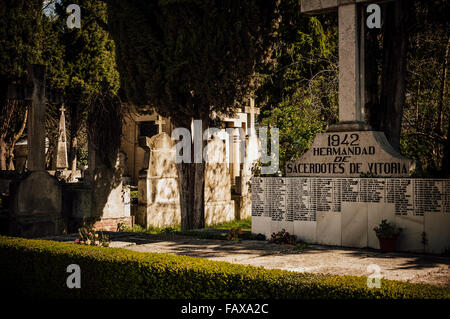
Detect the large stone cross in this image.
<box><xmin>26</xmin><ymin>65</ymin><xmax>47</xmax><ymax>171</ymax></box>
<box><xmin>285</xmin><ymin>0</ymin><xmax>414</xmax><ymax>178</ymax></box>
<box><xmin>8</xmin><ymin>64</ymin><xmax>63</xmax><ymax>171</ymax></box>
<box><xmin>302</xmin><ymin>0</ymin><xmax>392</xmax><ymax>131</ymax></box>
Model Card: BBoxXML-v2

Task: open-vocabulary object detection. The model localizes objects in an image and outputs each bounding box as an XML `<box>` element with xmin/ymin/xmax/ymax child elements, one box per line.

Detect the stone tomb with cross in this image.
<box><xmin>5</xmin><ymin>65</ymin><xmax>132</xmax><ymax>236</ymax></box>
<box><xmin>8</xmin><ymin>65</ymin><xmax>65</xmax><ymax>237</ymax></box>
<box><xmin>137</xmin><ymin>133</ymin><xmax>181</xmax><ymax>228</ymax></box>
<box><xmin>286</xmin><ymin>0</ymin><xmax>414</xmax><ymax>178</ymax></box>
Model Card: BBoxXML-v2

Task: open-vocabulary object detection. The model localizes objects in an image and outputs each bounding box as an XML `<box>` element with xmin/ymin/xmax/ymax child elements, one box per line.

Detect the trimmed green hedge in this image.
<box><xmin>0</xmin><ymin>236</ymin><xmax>448</xmax><ymax>299</ymax></box>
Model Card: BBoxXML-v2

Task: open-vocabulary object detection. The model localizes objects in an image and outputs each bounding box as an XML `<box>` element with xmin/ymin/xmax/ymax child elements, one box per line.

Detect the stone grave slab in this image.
<box><xmin>9</xmin><ymin>171</ymin><xmax>63</xmax><ymax>237</ymax></box>
<box><xmin>137</xmin><ymin>133</ymin><xmax>180</xmax><ymax>228</ymax></box>
<box><xmin>341</xmin><ymin>201</ymin><xmax>368</xmax><ymax>248</ymax></box>
<box><xmin>316</xmin><ymin>211</ymin><xmax>341</xmax><ymax>246</ymax></box>
<box><xmin>395</xmin><ymin>215</ymin><xmax>424</xmax><ymax>253</ymax></box>
<box><xmin>367</xmin><ymin>202</ymin><xmax>395</xmax><ymax>249</ymax></box>
<box><xmin>294</xmin><ymin>220</ymin><xmax>317</xmax><ymax>243</ymax></box>
<box><xmin>425</xmin><ymin>211</ymin><xmax>450</xmax><ymax>254</ymax></box>
<box><xmin>252</xmin><ymin>176</ymin><xmax>450</xmax><ymax>253</ymax></box>
<box><xmin>252</xmin><ymin>216</ymin><xmax>272</xmax><ymax>238</ymax></box>
<box><xmin>204</xmin><ymin>136</ymin><xmax>235</xmax><ymax>225</ymax></box>
<box><xmin>271</xmin><ymin>220</ymin><xmax>294</xmax><ymax>239</ymax></box>
<box><xmin>251</xmin><ymin>177</ymin><xmax>271</xmax><ymax>237</ymax></box>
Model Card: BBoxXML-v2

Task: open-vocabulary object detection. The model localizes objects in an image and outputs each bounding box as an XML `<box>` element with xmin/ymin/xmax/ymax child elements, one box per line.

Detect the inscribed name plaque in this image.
<box><xmin>286</xmin><ymin>131</ymin><xmax>415</xmax><ymax>177</ymax></box>
<box><xmin>252</xmin><ymin>177</ymin><xmax>450</xmax><ymax>253</ymax></box>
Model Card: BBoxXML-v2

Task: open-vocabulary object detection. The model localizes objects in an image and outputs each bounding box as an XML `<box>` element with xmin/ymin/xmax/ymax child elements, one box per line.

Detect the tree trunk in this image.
<box><xmin>437</xmin><ymin>36</ymin><xmax>449</xmax><ymax>134</ymax></box>
<box><xmin>442</xmin><ymin>115</ymin><xmax>450</xmax><ymax>176</ymax></box>
<box><xmin>7</xmin><ymin>107</ymin><xmax>28</xmax><ymax>170</ymax></box>
<box><xmin>0</xmin><ymin>137</ymin><xmax>7</xmax><ymax>170</ymax></box>
<box><xmin>441</xmin><ymin>37</ymin><xmax>450</xmax><ymax>176</ymax></box>
<box><xmin>0</xmin><ymin>99</ymin><xmax>18</xmax><ymax>170</ymax></box>
<box><xmin>437</xmin><ymin>36</ymin><xmax>449</xmax><ymax>170</ymax></box>
<box><xmin>177</xmin><ymin>161</ymin><xmax>205</xmax><ymax>230</ymax></box>
<box><xmin>379</xmin><ymin>0</ymin><xmax>410</xmax><ymax>151</ymax></box>
<box><xmin>176</xmin><ymin>117</ymin><xmax>208</xmax><ymax>230</ymax></box>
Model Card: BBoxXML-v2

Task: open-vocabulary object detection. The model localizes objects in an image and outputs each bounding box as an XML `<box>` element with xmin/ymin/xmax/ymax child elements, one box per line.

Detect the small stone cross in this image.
<box><xmin>155</xmin><ymin>115</ymin><xmax>166</xmax><ymax>134</ymax></box>
<box><xmin>245</xmin><ymin>97</ymin><xmax>260</xmax><ymax>136</ymax></box>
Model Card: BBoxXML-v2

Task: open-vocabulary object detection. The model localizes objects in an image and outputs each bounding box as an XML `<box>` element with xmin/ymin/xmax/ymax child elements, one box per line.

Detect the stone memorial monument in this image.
<box><xmin>137</xmin><ymin>133</ymin><xmax>181</xmax><ymax>228</ymax></box>
<box><xmin>87</xmin><ymin>143</ymin><xmax>132</xmax><ymax>231</ymax></box>
<box><xmin>252</xmin><ymin>1</ymin><xmax>450</xmax><ymax>254</ymax></box>
<box><xmin>286</xmin><ymin>0</ymin><xmax>414</xmax><ymax>178</ymax></box>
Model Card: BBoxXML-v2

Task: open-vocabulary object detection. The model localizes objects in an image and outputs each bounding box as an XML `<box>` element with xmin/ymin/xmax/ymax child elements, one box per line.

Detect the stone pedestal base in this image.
<box><xmin>92</xmin><ymin>216</ymin><xmax>133</xmax><ymax>231</ymax></box>
<box><xmin>205</xmin><ymin>200</ymin><xmax>235</xmax><ymax>226</ymax></box>
<box><xmin>69</xmin><ymin>216</ymin><xmax>134</xmax><ymax>232</ymax></box>
<box><xmin>232</xmin><ymin>194</ymin><xmax>252</xmax><ymax>220</ymax></box>
<box><xmin>9</xmin><ymin>171</ymin><xmax>64</xmax><ymax>237</ymax></box>
<box><xmin>137</xmin><ymin>203</ymin><xmax>181</xmax><ymax>228</ymax></box>
<box><xmin>63</xmin><ymin>182</ymin><xmax>131</xmax><ymax>232</ymax></box>
<box><xmin>8</xmin><ymin>214</ymin><xmax>64</xmax><ymax>238</ymax></box>
<box><xmin>62</xmin><ymin>182</ymin><xmax>92</xmax><ymax>221</ymax></box>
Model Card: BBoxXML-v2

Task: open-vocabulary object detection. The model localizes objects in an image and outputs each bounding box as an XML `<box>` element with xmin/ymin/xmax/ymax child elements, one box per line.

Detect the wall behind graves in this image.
<box><xmin>252</xmin><ymin>177</ymin><xmax>450</xmax><ymax>254</ymax></box>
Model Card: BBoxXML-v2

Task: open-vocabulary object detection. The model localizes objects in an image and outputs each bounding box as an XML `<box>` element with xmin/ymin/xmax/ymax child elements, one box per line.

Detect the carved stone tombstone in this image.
<box><xmin>235</xmin><ymin>133</ymin><xmax>261</xmax><ymax>219</ymax></box>
<box><xmin>86</xmin><ymin>143</ymin><xmax>132</xmax><ymax>231</ymax></box>
<box><xmin>204</xmin><ymin>136</ymin><xmax>235</xmax><ymax>225</ymax></box>
<box><xmin>137</xmin><ymin>133</ymin><xmax>181</xmax><ymax>228</ymax></box>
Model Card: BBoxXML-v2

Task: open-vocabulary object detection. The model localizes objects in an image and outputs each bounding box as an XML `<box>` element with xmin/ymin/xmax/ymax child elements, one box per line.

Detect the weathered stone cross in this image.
<box><xmin>245</xmin><ymin>97</ymin><xmax>260</xmax><ymax>136</ymax></box>
<box><xmin>7</xmin><ymin>64</ymin><xmax>63</xmax><ymax>171</ymax></box>
<box><xmin>25</xmin><ymin>65</ymin><xmax>48</xmax><ymax>171</ymax></box>
<box><xmin>301</xmin><ymin>0</ymin><xmax>391</xmax><ymax>132</ymax></box>
<box><xmin>155</xmin><ymin>115</ymin><xmax>166</xmax><ymax>134</ymax></box>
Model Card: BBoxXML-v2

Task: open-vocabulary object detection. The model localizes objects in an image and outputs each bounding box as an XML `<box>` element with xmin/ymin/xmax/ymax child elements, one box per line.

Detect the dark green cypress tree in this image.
<box><xmin>49</xmin><ymin>0</ymin><xmax>120</xmax><ymax>170</ymax></box>
<box><xmin>0</xmin><ymin>0</ymin><xmax>44</xmax><ymax>169</ymax></box>
<box><xmin>107</xmin><ymin>0</ymin><xmax>279</xmax><ymax>229</ymax></box>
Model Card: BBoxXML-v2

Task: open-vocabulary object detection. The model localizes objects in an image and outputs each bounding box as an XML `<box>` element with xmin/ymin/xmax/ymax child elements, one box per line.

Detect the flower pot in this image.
<box><xmin>377</xmin><ymin>237</ymin><xmax>398</xmax><ymax>252</ymax></box>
